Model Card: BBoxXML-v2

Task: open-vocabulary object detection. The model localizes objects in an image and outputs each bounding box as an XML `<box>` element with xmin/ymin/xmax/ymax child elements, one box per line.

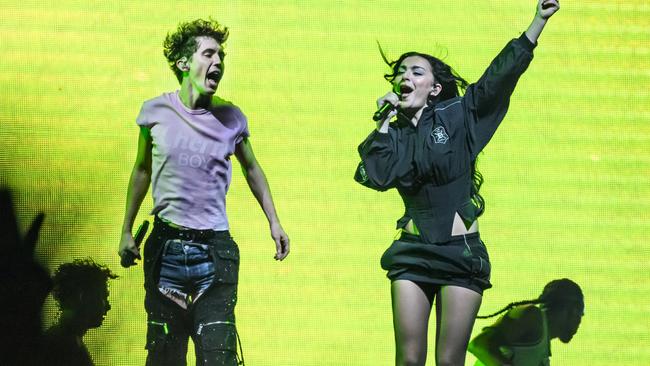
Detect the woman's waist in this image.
<box><xmin>401</xmin><ymin>212</ymin><xmax>478</xmax><ymax>237</ymax></box>
<box><xmin>399</xmin><ymin>173</ymin><xmax>472</xmax><ymax>203</ymax></box>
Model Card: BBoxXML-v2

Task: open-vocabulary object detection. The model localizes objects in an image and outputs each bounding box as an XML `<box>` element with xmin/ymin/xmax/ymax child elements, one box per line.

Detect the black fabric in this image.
<box><xmin>192</xmin><ymin>285</ymin><xmax>239</xmax><ymax>366</ymax></box>
<box><xmin>143</xmin><ymin>219</ymin><xmax>239</xmax><ymax>292</ymax></box>
<box><xmin>143</xmin><ymin>220</ymin><xmax>240</xmax><ymax>366</ymax></box>
<box><xmin>198</xmin><ymin>322</ymin><xmax>237</xmax><ymax>353</ymax></box>
<box><xmin>196</xmin><ymin>322</ymin><xmax>238</xmax><ymax>365</ymax></box>
<box><xmin>43</xmin><ymin>326</ymin><xmax>95</xmax><ymax>366</ymax></box>
<box><xmin>381</xmin><ymin>232</ymin><xmax>491</xmax><ymax>295</ymax></box>
<box><xmin>413</xmin><ymin>281</ymin><xmax>440</xmax><ymax>305</ymax></box>
<box><xmin>355</xmin><ymin>34</ymin><xmax>535</xmax><ymax>245</ymax></box>
<box><xmin>154</xmin><ymin>216</ymin><xmax>231</xmax><ymax>242</ymax></box>
<box><xmin>145</xmin><ymin>315</ymin><xmax>189</xmax><ymax>366</ymax></box>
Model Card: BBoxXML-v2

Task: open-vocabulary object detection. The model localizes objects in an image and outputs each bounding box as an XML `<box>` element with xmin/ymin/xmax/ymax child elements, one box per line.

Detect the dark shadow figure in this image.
<box><xmin>468</xmin><ymin>279</ymin><xmax>584</xmax><ymax>365</ymax></box>
<box><xmin>44</xmin><ymin>258</ymin><xmax>118</xmax><ymax>366</ymax></box>
<box><xmin>0</xmin><ymin>189</ymin><xmax>51</xmax><ymax>366</ymax></box>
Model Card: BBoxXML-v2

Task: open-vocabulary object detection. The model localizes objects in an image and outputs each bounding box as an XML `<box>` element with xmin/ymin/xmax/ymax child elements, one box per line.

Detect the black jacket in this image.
<box><xmin>355</xmin><ymin>34</ymin><xmax>536</xmax><ymax>244</ymax></box>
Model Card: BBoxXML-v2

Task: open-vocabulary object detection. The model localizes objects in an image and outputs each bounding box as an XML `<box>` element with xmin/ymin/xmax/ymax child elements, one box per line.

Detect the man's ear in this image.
<box><xmin>176</xmin><ymin>57</ymin><xmax>189</xmax><ymax>72</ymax></box>
<box><xmin>430</xmin><ymin>82</ymin><xmax>442</xmax><ymax>97</ymax></box>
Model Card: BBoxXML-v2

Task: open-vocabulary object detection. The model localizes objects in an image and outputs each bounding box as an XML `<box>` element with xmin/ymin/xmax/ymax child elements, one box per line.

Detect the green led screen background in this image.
<box><xmin>1</xmin><ymin>0</ymin><xmax>649</xmax><ymax>364</ymax></box>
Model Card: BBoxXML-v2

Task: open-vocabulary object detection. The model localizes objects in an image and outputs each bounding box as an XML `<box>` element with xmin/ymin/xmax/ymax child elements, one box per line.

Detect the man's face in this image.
<box><xmin>558</xmin><ymin>302</ymin><xmax>584</xmax><ymax>343</ymax></box>
<box><xmin>180</xmin><ymin>36</ymin><xmax>224</xmax><ymax>95</ymax></box>
<box><xmin>79</xmin><ymin>287</ymin><xmax>111</xmax><ymax>329</ymax></box>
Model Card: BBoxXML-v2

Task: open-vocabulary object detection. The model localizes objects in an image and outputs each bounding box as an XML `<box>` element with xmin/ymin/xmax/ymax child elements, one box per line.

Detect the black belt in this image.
<box><xmin>154</xmin><ymin>216</ymin><xmax>230</xmax><ymax>242</ymax></box>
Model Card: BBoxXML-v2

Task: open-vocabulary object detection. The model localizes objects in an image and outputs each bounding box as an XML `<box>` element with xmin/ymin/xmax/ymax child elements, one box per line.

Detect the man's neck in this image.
<box><xmin>55</xmin><ymin>311</ymin><xmax>88</xmax><ymax>338</ymax></box>
<box><xmin>178</xmin><ymin>82</ymin><xmax>213</xmax><ymax>110</ymax></box>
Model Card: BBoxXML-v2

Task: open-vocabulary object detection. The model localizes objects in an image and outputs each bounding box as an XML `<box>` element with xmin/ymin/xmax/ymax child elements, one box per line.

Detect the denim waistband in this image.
<box><xmin>154</xmin><ymin>216</ymin><xmax>230</xmax><ymax>242</ymax></box>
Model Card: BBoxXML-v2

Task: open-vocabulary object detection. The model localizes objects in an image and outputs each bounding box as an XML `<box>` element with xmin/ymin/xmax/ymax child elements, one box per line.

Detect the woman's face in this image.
<box><xmin>393</xmin><ymin>56</ymin><xmax>441</xmax><ymax>114</ymax></box>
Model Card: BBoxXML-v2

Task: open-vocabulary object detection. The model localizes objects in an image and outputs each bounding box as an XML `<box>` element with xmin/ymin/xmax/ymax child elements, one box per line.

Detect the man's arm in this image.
<box><xmin>469</xmin><ymin>305</ymin><xmax>544</xmax><ymax>366</ymax></box>
<box><xmin>468</xmin><ymin>329</ymin><xmax>514</xmax><ymax>366</ymax></box>
<box><xmin>118</xmin><ymin>126</ymin><xmax>152</xmax><ymax>261</ymax></box>
<box><xmin>234</xmin><ymin>137</ymin><xmax>290</xmax><ymax>260</ymax></box>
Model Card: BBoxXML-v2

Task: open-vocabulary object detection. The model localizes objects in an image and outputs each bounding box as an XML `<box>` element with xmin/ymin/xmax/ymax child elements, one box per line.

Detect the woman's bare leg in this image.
<box><xmin>434</xmin><ymin>286</ymin><xmax>482</xmax><ymax>366</ymax></box>
<box><xmin>392</xmin><ymin>280</ymin><xmax>434</xmax><ymax>366</ymax></box>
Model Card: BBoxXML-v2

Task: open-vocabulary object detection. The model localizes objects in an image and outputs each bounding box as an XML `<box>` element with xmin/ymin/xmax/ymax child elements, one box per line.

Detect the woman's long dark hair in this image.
<box><xmin>379</xmin><ymin>46</ymin><xmax>485</xmax><ymax>216</ymax></box>
<box><xmin>477</xmin><ymin>279</ymin><xmax>584</xmax><ymax>319</ymax></box>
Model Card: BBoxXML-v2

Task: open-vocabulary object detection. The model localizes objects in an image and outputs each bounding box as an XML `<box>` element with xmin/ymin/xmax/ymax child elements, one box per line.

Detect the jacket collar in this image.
<box><xmin>395</xmin><ymin>104</ymin><xmax>435</xmax><ymax>129</ymax></box>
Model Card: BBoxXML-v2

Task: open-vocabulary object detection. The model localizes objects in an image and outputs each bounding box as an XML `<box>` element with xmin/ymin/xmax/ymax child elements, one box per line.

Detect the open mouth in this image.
<box><xmin>399</xmin><ymin>84</ymin><xmax>414</xmax><ymax>98</ymax></box>
<box><xmin>206</xmin><ymin>70</ymin><xmax>221</xmax><ymax>86</ymax></box>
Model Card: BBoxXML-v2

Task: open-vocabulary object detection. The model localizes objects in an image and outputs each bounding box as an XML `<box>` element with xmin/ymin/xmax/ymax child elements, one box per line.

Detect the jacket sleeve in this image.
<box><xmin>463</xmin><ymin>33</ymin><xmax>536</xmax><ymax>158</ymax></box>
<box><xmin>354</xmin><ymin>129</ymin><xmax>414</xmax><ymax>191</ymax></box>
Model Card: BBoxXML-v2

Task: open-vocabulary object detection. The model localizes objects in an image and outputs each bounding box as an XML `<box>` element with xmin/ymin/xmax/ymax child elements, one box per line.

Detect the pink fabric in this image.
<box><xmin>136</xmin><ymin>91</ymin><xmax>249</xmax><ymax>230</ymax></box>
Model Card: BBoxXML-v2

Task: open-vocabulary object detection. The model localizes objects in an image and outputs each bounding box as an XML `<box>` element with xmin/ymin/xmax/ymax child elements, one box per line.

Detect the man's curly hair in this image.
<box><xmin>163</xmin><ymin>18</ymin><xmax>229</xmax><ymax>83</ymax></box>
<box><xmin>51</xmin><ymin>258</ymin><xmax>118</xmax><ymax>309</ymax></box>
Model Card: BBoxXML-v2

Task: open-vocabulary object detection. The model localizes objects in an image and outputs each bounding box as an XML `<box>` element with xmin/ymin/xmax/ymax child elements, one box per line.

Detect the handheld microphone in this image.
<box><xmin>372</xmin><ymin>85</ymin><xmax>401</xmax><ymax>122</ymax></box>
<box><xmin>373</xmin><ymin>102</ymin><xmax>395</xmax><ymax>122</ymax></box>
<box><xmin>120</xmin><ymin>220</ymin><xmax>149</xmax><ymax>268</ymax></box>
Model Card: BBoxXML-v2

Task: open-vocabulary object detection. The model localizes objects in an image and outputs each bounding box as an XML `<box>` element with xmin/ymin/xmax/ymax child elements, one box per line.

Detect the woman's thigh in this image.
<box><xmin>391</xmin><ymin>280</ymin><xmax>434</xmax><ymax>364</ymax></box>
<box><xmin>434</xmin><ymin>285</ymin><xmax>482</xmax><ymax>364</ymax></box>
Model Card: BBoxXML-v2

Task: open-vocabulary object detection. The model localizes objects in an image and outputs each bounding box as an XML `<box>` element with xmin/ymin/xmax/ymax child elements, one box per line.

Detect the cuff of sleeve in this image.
<box><xmin>518</xmin><ymin>32</ymin><xmax>537</xmax><ymax>52</ymax></box>
<box><xmin>373</xmin><ymin>130</ymin><xmax>392</xmax><ymax>141</ymax></box>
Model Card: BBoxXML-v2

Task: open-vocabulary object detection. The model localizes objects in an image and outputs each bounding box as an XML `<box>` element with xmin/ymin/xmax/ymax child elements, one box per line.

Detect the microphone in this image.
<box><xmin>120</xmin><ymin>220</ymin><xmax>149</xmax><ymax>268</ymax></box>
<box><xmin>373</xmin><ymin>102</ymin><xmax>395</xmax><ymax>122</ymax></box>
<box><xmin>372</xmin><ymin>86</ymin><xmax>401</xmax><ymax>122</ymax></box>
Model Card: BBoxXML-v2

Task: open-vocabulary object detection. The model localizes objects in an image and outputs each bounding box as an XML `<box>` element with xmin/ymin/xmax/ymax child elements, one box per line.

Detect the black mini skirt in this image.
<box><xmin>380</xmin><ymin>232</ymin><xmax>492</xmax><ymax>295</ymax></box>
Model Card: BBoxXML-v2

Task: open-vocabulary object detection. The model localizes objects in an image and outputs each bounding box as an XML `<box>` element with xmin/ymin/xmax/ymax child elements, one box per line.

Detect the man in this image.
<box><xmin>44</xmin><ymin>258</ymin><xmax>117</xmax><ymax>366</ymax></box>
<box><xmin>468</xmin><ymin>279</ymin><xmax>584</xmax><ymax>365</ymax></box>
<box><xmin>118</xmin><ymin>18</ymin><xmax>290</xmax><ymax>365</ymax></box>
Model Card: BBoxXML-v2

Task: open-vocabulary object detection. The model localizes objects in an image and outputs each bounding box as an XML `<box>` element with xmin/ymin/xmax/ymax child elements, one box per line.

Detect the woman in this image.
<box><xmin>354</xmin><ymin>1</ymin><xmax>560</xmax><ymax>365</ymax></box>
<box><xmin>468</xmin><ymin>279</ymin><xmax>584</xmax><ymax>365</ymax></box>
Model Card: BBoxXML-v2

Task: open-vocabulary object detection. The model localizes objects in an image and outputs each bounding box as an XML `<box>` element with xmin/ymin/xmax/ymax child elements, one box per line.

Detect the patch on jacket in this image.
<box><xmin>431</xmin><ymin>126</ymin><xmax>449</xmax><ymax>144</ymax></box>
<box><xmin>357</xmin><ymin>163</ymin><xmax>368</xmax><ymax>183</ymax></box>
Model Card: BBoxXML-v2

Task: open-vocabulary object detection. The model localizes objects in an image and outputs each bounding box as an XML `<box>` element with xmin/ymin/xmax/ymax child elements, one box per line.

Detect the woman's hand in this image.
<box><xmin>375</xmin><ymin>91</ymin><xmax>400</xmax><ymax>132</ymax></box>
<box><xmin>526</xmin><ymin>0</ymin><xmax>560</xmax><ymax>44</ymax></box>
<box><xmin>537</xmin><ymin>0</ymin><xmax>560</xmax><ymax>20</ymax></box>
